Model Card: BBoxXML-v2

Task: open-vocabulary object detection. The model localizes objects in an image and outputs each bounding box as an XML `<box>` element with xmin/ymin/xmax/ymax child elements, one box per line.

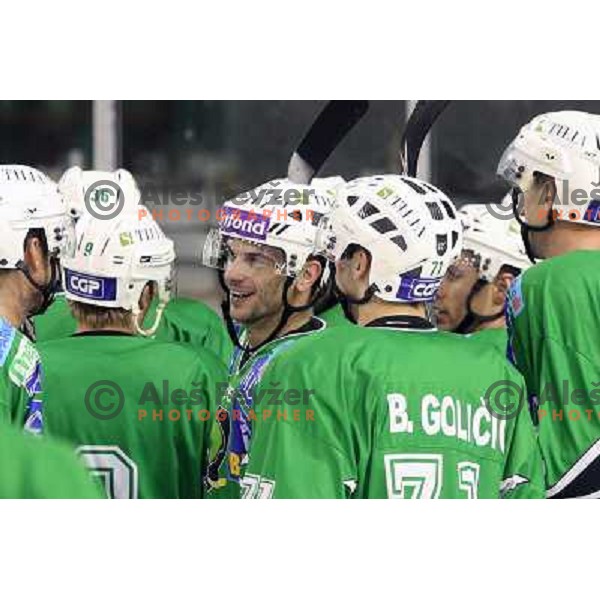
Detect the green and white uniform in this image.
<box><xmin>38</xmin><ymin>333</ymin><xmax>227</xmax><ymax>499</ymax></box>
<box><xmin>0</xmin><ymin>317</ymin><xmax>44</xmax><ymax>434</ymax></box>
<box><xmin>506</xmin><ymin>250</ymin><xmax>600</xmax><ymax>497</ymax></box>
<box><xmin>242</xmin><ymin>316</ymin><xmax>545</xmax><ymax>499</ymax></box>
<box><xmin>205</xmin><ymin>318</ymin><xmax>326</xmax><ymax>498</ymax></box>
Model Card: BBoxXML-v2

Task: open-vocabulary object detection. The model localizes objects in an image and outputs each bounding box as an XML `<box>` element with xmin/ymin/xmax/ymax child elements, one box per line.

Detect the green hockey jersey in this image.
<box><xmin>317</xmin><ymin>303</ymin><xmax>354</xmax><ymax>328</ymax></box>
<box><xmin>506</xmin><ymin>250</ymin><xmax>600</xmax><ymax>498</ymax></box>
<box><xmin>143</xmin><ymin>297</ymin><xmax>233</xmax><ymax>365</ymax></box>
<box><xmin>205</xmin><ymin>318</ymin><xmax>326</xmax><ymax>498</ymax></box>
<box><xmin>33</xmin><ymin>294</ymin><xmax>233</xmax><ymax>365</ymax></box>
<box><xmin>38</xmin><ymin>333</ymin><xmax>227</xmax><ymax>499</ymax></box>
<box><xmin>240</xmin><ymin>315</ymin><xmax>545</xmax><ymax>499</ymax></box>
<box><xmin>0</xmin><ymin>422</ymin><xmax>102</xmax><ymax>498</ymax></box>
<box><xmin>0</xmin><ymin>317</ymin><xmax>44</xmax><ymax>434</ymax></box>
<box><xmin>470</xmin><ymin>327</ymin><xmax>508</xmax><ymax>354</ymax></box>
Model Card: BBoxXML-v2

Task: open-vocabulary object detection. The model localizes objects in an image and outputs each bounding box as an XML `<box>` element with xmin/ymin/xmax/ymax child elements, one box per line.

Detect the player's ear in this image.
<box><xmin>23</xmin><ymin>232</ymin><xmax>49</xmax><ymax>282</ymax></box>
<box><xmin>138</xmin><ymin>281</ymin><xmax>156</xmax><ymax>312</ymax></box>
<box><xmin>354</xmin><ymin>247</ymin><xmax>372</xmax><ymax>282</ymax></box>
<box><xmin>294</xmin><ymin>258</ymin><xmax>322</xmax><ymax>295</ymax></box>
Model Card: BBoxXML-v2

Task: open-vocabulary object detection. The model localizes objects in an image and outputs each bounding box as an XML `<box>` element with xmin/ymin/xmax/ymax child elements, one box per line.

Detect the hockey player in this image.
<box><xmin>0</xmin><ymin>165</ymin><xmax>73</xmax><ymax>434</ymax></box>
<box><xmin>434</xmin><ymin>199</ymin><xmax>530</xmax><ymax>350</ymax></box>
<box><xmin>498</xmin><ymin>111</ymin><xmax>600</xmax><ymax>498</ymax></box>
<box><xmin>0</xmin><ymin>422</ymin><xmax>102</xmax><ymax>498</ymax></box>
<box><xmin>201</xmin><ymin>178</ymin><xmax>335</xmax><ymax>496</ymax></box>
<box><xmin>241</xmin><ymin>174</ymin><xmax>545</xmax><ymax>498</ymax></box>
<box><xmin>37</xmin><ymin>210</ymin><xmax>226</xmax><ymax>499</ymax></box>
<box><xmin>33</xmin><ymin>166</ymin><xmax>233</xmax><ymax>364</ymax></box>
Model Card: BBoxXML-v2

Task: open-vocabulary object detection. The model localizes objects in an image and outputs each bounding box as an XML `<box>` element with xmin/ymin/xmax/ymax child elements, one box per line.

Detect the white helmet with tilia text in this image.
<box><xmin>62</xmin><ymin>210</ymin><xmax>175</xmax><ymax>336</ymax></box>
<box><xmin>331</xmin><ymin>174</ymin><xmax>463</xmax><ymax>303</ymax></box>
<box><xmin>497</xmin><ymin>111</ymin><xmax>600</xmax><ymax>227</ymax></box>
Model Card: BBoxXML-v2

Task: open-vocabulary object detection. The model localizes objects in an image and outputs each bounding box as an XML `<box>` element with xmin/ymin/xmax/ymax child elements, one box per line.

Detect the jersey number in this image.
<box><xmin>77</xmin><ymin>445</ymin><xmax>139</xmax><ymax>499</ymax></box>
<box><xmin>240</xmin><ymin>474</ymin><xmax>275</xmax><ymax>499</ymax></box>
<box><xmin>384</xmin><ymin>454</ymin><xmax>480</xmax><ymax>499</ymax></box>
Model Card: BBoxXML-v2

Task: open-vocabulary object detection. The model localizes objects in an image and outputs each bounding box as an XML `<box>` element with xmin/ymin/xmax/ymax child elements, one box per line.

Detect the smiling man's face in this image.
<box><xmin>223</xmin><ymin>238</ymin><xmax>287</xmax><ymax>326</ymax></box>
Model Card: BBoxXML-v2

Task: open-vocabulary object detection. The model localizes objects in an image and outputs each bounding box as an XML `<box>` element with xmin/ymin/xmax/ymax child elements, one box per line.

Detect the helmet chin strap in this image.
<box><xmin>15</xmin><ymin>254</ymin><xmax>61</xmax><ymax>317</ymax></box>
<box><xmin>133</xmin><ymin>301</ymin><xmax>167</xmax><ymax>337</ymax></box>
<box><xmin>454</xmin><ymin>278</ymin><xmax>504</xmax><ymax>334</ymax></box>
<box><xmin>334</xmin><ymin>282</ymin><xmax>378</xmax><ymax>325</ymax></box>
<box><xmin>511</xmin><ymin>188</ymin><xmax>554</xmax><ymax>264</ymax></box>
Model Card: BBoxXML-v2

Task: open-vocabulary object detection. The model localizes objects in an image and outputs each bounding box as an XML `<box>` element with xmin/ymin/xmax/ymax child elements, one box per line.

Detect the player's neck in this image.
<box><xmin>75</xmin><ymin>323</ymin><xmax>135</xmax><ymax>335</ymax></box>
<box><xmin>474</xmin><ymin>317</ymin><xmax>505</xmax><ymax>333</ymax></box>
<box><xmin>246</xmin><ymin>308</ymin><xmax>313</xmax><ymax>348</ymax></box>
<box><xmin>354</xmin><ymin>300</ymin><xmax>427</xmax><ymax>326</ymax></box>
<box><xmin>537</xmin><ymin>222</ymin><xmax>600</xmax><ymax>258</ymax></box>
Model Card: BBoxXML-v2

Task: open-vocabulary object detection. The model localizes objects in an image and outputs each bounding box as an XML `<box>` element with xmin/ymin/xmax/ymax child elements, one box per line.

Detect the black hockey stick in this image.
<box><xmin>288</xmin><ymin>100</ymin><xmax>369</xmax><ymax>184</ymax></box>
<box><xmin>399</xmin><ymin>100</ymin><xmax>450</xmax><ymax>177</ymax></box>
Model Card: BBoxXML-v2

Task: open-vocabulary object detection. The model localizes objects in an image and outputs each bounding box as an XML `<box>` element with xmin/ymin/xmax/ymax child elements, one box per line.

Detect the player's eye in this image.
<box><xmin>245</xmin><ymin>253</ymin><xmax>272</xmax><ymax>268</ymax></box>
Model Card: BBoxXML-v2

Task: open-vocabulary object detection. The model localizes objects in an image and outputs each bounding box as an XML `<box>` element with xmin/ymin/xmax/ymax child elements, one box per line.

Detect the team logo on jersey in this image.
<box><xmin>65</xmin><ymin>269</ymin><xmax>117</xmax><ymax>301</ymax></box>
<box><xmin>499</xmin><ymin>474</ymin><xmax>529</xmax><ymax>496</ymax></box>
<box><xmin>396</xmin><ymin>276</ymin><xmax>441</xmax><ymax>302</ymax></box>
<box><xmin>220</xmin><ymin>207</ymin><xmax>270</xmax><ymax>242</ymax></box>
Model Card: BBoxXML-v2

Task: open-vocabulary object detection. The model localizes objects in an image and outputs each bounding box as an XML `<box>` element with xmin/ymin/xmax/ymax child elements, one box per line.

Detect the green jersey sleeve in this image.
<box><xmin>0</xmin><ymin>319</ymin><xmax>44</xmax><ymax>434</ymax></box>
<box><xmin>506</xmin><ymin>252</ymin><xmax>600</xmax><ymax>497</ymax></box>
<box><xmin>499</xmin><ymin>374</ymin><xmax>546</xmax><ymax>499</ymax></box>
<box><xmin>0</xmin><ymin>424</ymin><xmax>103</xmax><ymax>499</ymax></box>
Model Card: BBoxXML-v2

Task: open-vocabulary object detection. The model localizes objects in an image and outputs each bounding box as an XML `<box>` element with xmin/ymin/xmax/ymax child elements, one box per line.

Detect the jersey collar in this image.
<box><xmin>237</xmin><ymin>316</ymin><xmax>325</xmax><ymax>368</ymax></box>
<box><xmin>364</xmin><ymin>315</ymin><xmax>436</xmax><ymax>332</ymax></box>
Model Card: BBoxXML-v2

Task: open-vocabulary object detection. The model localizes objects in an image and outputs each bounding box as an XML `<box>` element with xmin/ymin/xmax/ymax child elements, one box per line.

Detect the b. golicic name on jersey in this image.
<box><xmin>388</xmin><ymin>393</ymin><xmax>507</xmax><ymax>453</ymax></box>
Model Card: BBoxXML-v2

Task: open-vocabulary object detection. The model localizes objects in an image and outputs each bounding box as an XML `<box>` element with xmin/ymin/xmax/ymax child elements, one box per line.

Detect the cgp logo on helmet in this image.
<box><xmin>396</xmin><ymin>277</ymin><xmax>441</xmax><ymax>302</ymax></box>
<box><xmin>65</xmin><ymin>269</ymin><xmax>118</xmax><ymax>301</ymax></box>
<box><xmin>84</xmin><ymin>180</ymin><xmax>125</xmax><ymax>221</ymax></box>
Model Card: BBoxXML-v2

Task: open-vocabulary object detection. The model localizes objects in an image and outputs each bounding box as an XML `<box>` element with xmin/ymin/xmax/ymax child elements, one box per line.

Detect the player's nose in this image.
<box><xmin>224</xmin><ymin>256</ymin><xmax>248</xmax><ymax>288</ymax></box>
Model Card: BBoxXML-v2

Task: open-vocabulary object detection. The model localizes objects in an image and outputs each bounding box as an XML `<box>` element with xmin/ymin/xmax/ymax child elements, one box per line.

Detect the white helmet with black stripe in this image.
<box><xmin>0</xmin><ymin>165</ymin><xmax>74</xmax><ymax>314</ymax></box>
<box><xmin>331</xmin><ymin>174</ymin><xmax>463</xmax><ymax>303</ymax></box>
<box><xmin>63</xmin><ymin>210</ymin><xmax>175</xmax><ymax>336</ymax></box>
<box><xmin>203</xmin><ymin>177</ymin><xmax>335</xmax><ymax>277</ymax></box>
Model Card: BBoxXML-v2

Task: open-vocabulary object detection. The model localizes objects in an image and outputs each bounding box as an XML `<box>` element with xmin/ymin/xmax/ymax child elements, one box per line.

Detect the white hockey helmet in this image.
<box><xmin>58</xmin><ymin>166</ymin><xmax>141</xmax><ymax>222</ymax></box>
<box><xmin>497</xmin><ymin>111</ymin><xmax>600</xmax><ymax>227</ymax></box>
<box><xmin>458</xmin><ymin>196</ymin><xmax>530</xmax><ymax>280</ymax></box>
<box><xmin>331</xmin><ymin>174</ymin><xmax>463</xmax><ymax>303</ymax></box>
<box><xmin>0</xmin><ymin>165</ymin><xmax>73</xmax><ymax>270</ymax></box>
<box><xmin>203</xmin><ymin>177</ymin><xmax>335</xmax><ymax>277</ymax></box>
<box><xmin>63</xmin><ymin>210</ymin><xmax>175</xmax><ymax>336</ymax></box>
